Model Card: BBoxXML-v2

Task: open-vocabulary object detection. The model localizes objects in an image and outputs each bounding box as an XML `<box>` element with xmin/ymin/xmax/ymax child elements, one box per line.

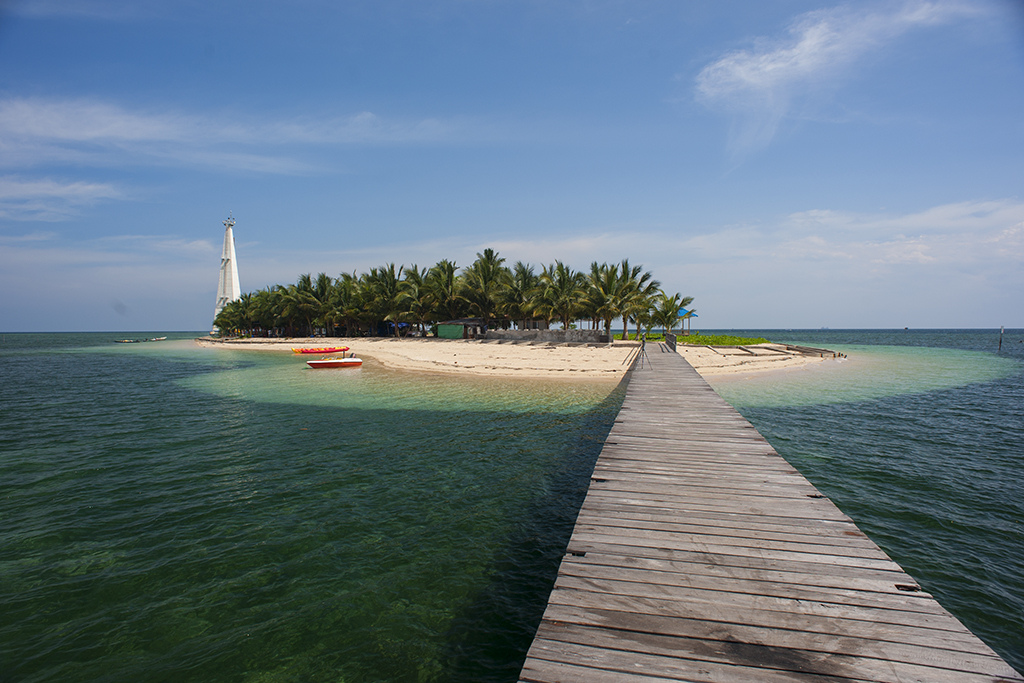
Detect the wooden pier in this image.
<box><xmin>519</xmin><ymin>346</ymin><xmax>1022</xmax><ymax>682</ymax></box>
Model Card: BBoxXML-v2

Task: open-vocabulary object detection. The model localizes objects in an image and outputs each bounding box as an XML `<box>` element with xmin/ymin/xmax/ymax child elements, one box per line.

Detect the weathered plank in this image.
<box><xmin>519</xmin><ymin>351</ymin><xmax>1023</xmax><ymax>682</ymax></box>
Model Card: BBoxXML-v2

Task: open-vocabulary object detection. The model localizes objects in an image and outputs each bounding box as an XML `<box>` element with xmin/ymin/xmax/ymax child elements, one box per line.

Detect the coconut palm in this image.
<box><xmin>616</xmin><ymin>259</ymin><xmax>660</xmax><ymax>341</ymax></box>
<box><xmin>651</xmin><ymin>292</ymin><xmax>694</xmax><ymax>335</ymax></box>
<box><xmin>310</xmin><ymin>272</ymin><xmax>334</xmax><ymax>334</ymax></box>
<box><xmin>500</xmin><ymin>261</ymin><xmax>540</xmax><ymax>329</ymax></box>
<box><xmin>427</xmin><ymin>259</ymin><xmax>462</xmax><ymax>322</ymax></box>
<box><xmin>256</xmin><ymin>286</ymin><xmax>283</xmax><ymax>335</ymax></box>
<box><xmin>401</xmin><ymin>264</ymin><xmax>434</xmax><ymax>335</ymax></box>
<box><xmin>460</xmin><ymin>248</ymin><xmax>510</xmax><ymax>328</ymax></box>
<box><xmin>323</xmin><ymin>272</ymin><xmax>362</xmax><ymax>337</ymax></box>
<box><xmin>585</xmin><ymin>262</ymin><xmax>621</xmax><ymax>341</ymax></box>
<box><xmin>212</xmin><ymin>298</ymin><xmax>245</xmax><ymax>336</ymax></box>
<box><xmin>536</xmin><ymin>261</ymin><xmax>587</xmax><ymax>329</ymax></box>
<box><xmin>364</xmin><ymin>263</ymin><xmax>405</xmax><ymax>336</ymax></box>
<box><xmin>277</xmin><ymin>280</ymin><xmax>320</xmax><ymax>336</ymax></box>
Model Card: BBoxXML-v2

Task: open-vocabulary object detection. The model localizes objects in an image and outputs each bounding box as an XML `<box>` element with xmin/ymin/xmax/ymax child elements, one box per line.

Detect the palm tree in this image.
<box><xmin>428</xmin><ymin>259</ymin><xmax>463</xmax><ymax>322</ymax></box>
<box><xmin>311</xmin><ymin>272</ymin><xmax>335</xmax><ymax>335</ymax></box>
<box><xmin>500</xmin><ymin>261</ymin><xmax>539</xmax><ymax>329</ymax></box>
<box><xmin>651</xmin><ymin>292</ymin><xmax>694</xmax><ymax>335</ymax></box>
<box><xmin>585</xmin><ymin>262</ymin><xmax>621</xmax><ymax>342</ymax></box>
<box><xmin>218</xmin><ymin>252</ymin><xmax>675</xmax><ymax>341</ymax></box>
<box><xmin>251</xmin><ymin>287</ymin><xmax>280</xmax><ymax>336</ymax></box>
<box><xmin>323</xmin><ymin>272</ymin><xmax>362</xmax><ymax>337</ymax></box>
<box><xmin>277</xmin><ymin>282</ymin><xmax>320</xmax><ymax>336</ymax></box>
<box><xmin>616</xmin><ymin>259</ymin><xmax>660</xmax><ymax>341</ymax></box>
<box><xmin>401</xmin><ymin>264</ymin><xmax>434</xmax><ymax>335</ymax></box>
<box><xmin>212</xmin><ymin>298</ymin><xmax>245</xmax><ymax>336</ymax></box>
<box><xmin>460</xmin><ymin>248</ymin><xmax>510</xmax><ymax>328</ymax></box>
<box><xmin>536</xmin><ymin>261</ymin><xmax>586</xmax><ymax>329</ymax></box>
<box><xmin>364</xmin><ymin>263</ymin><xmax>405</xmax><ymax>336</ymax></box>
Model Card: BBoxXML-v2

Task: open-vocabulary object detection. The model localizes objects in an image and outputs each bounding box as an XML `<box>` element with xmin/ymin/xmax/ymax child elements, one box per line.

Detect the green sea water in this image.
<box><xmin>709</xmin><ymin>329</ymin><xmax>1024</xmax><ymax>675</ymax></box>
<box><xmin>2</xmin><ymin>329</ymin><xmax>1022</xmax><ymax>679</ymax></box>
<box><xmin>1</xmin><ymin>333</ymin><xmax>623</xmax><ymax>682</ymax></box>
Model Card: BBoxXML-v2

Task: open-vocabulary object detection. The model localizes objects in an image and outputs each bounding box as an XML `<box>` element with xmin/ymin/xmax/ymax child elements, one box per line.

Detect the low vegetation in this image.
<box><xmin>677</xmin><ymin>333</ymin><xmax>770</xmax><ymax>346</ymax></box>
<box><xmin>213</xmin><ymin>248</ymin><xmax>696</xmax><ymax>342</ymax></box>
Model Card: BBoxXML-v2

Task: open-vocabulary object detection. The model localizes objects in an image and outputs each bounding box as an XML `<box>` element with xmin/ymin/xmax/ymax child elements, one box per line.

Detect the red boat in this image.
<box><xmin>306</xmin><ymin>356</ymin><xmax>363</xmax><ymax>369</ymax></box>
<box><xmin>292</xmin><ymin>346</ymin><xmax>349</xmax><ymax>354</ymax></box>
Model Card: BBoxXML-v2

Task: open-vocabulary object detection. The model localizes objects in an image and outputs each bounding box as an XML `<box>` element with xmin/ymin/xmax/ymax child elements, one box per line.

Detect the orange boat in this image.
<box><xmin>292</xmin><ymin>346</ymin><xmax>349</xmax><ymax>354</ymax></box>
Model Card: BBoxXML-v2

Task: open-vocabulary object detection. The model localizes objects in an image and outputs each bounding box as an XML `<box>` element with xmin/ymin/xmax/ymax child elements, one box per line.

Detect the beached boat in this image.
<box><xmin>306</xmin><ymin>355</ymin><xmax>363</xmax><ymax>369</ymax></box>
<box><xmin>292</xmin><ymin>346</ymin><xmax>349</xmax><ymax>354</ymax></box>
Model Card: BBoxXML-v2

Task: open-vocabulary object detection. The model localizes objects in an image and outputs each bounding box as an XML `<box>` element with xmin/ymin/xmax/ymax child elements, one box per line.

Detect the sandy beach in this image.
<box><xmin>196</xmin><ymin>337</ymin><xmax>831</xmax><ymax>380</ymax></box>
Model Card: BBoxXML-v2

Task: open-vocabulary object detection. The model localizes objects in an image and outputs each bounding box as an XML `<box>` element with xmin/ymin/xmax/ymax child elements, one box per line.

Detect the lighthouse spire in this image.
<box><xmin>212</xmin><ymin>212</ymin><xmax>241</xmax><ymax>333</ymax></box>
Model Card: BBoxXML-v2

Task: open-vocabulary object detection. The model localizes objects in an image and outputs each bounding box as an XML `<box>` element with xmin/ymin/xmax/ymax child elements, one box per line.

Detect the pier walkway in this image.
<box><xmin>519</xmin><ymin>346</ymin><xmax>1021</xmax><ymax>682</ymax></box>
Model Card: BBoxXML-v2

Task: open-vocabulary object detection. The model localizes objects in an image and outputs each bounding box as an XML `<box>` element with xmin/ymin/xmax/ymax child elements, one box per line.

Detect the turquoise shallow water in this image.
<box><xmin>2</xmin><ymin>329</ymin><xmax>1022</xmax><ymax>679</ymax></box>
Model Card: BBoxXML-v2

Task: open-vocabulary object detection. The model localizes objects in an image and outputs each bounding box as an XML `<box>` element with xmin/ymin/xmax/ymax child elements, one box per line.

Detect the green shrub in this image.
<box><xmin>677</xmin><ymin>333</ymin><xmax>770</xmax><ymax>346</ymax></box>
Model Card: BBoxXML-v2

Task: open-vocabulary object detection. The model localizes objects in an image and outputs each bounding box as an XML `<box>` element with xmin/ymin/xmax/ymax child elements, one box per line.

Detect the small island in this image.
<box><xmin>203</xmin><ymin>249</ymin><xmax>833</xmax><ymax>379</ymax></box>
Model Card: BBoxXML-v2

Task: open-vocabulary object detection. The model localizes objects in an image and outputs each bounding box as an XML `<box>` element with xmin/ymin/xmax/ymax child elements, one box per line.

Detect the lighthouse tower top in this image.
<box><xmin>212</xmin><ymin>212</ymin><xmax>241</xmax><ymax>332</ymax></box>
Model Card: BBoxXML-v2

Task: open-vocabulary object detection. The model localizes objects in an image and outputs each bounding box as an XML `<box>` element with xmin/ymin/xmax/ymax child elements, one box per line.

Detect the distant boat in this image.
<box><xmin>306</xmin><ymin>355</ymin><xmax>363</xmax><ymax>369</ymax></box>
<box><xmin>115</xmin><ymin>337</ymin><xmax>167</xmax><ymax>343</ymax></box>
<box><xmin>292</xmin><ymin>346</ymin><xmax>349</xmax><ymax>354</ymax></box>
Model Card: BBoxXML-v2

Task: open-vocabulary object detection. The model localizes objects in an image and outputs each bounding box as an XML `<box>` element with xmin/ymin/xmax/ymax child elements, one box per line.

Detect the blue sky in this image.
<box><xmin>1</xmin><ymin>0</ymin><xmax>1022</xmax><ymax>331</ymax></box>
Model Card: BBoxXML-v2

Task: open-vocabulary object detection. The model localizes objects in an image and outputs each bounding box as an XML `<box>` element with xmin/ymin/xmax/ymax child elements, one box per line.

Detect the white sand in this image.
<box><xmin>196</xmin><ymin>337</ymin><xmax>827</xmax><ymax>380</ymax></box>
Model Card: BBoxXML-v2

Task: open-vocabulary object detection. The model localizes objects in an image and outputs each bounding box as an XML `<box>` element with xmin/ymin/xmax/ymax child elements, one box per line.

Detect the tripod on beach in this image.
<box><xmin>637</xmin><ymin>334</ymin><xmax>650</xmax><ymax>368</ymax></box>
<box><xmin>621</xmin><ymin>332</ymin><xmax>651</xmax><ymax>369</ymax></box>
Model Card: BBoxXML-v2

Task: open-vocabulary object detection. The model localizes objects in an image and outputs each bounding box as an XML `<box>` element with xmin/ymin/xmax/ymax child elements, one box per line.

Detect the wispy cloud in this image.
<box><xmin>666</xmin><ymin>199</ymin><xmax>1024</xmax><ymax>270</ymax></box>
<box><xmin>0</xmin><ymin>175</ymin><xmax>123</xmax><ymax>221</ymax></box>
<box><xmin>695</xmin><ymin>1</ymin><xmax>982</xmax><ymax>156</ymax></box>
<box><xmin>0</xmin><ymin>97</ymin><xmax>474</xmax><ymax>174</ymax></box>
<box><xmin>774</xmin><ymin>200</ymin><xmax>1024</xmax><ymax>269</ymax></box>
<box><xmin>8</xmin><ymin>0</ymin><xmax>177</xmax><ymax>21</ymax></box>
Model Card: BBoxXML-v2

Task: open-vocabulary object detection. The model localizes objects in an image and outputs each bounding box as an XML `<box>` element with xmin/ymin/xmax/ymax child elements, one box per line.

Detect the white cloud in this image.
<box><xmin>0</xmin><ymin>175</ymin><xmax>123</xmax><ymax>221</ymax></box>
<box><xmin>695</xmin><ymin>1</ymin><xmax>983</xmax><ymax>155</ymax></box>
<box><xmin>0</xmin><ymin>97</ymin><xmax>473</xmax><ymax>174</ymax></box>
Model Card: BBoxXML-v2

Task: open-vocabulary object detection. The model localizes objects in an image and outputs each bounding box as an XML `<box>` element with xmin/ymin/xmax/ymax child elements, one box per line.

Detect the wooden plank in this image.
<box><xmin>547</xmin><ymin>576</ymin><xmax>968</xmax><ymax>632</ymax></box>
<box><xmin>531</xmin><ymin>622</ymin><xmax>1018</xmax><ymax>683</ymax></box>
<box><xmin>553</xmin><ymin>560</ymin><xmax>946</xmax><ymax>614</ymax></box>
<box><xmin>540</xmin><ymin>597</ymin><xmax>996</xmax><ymax>654</ymax></box>
<box><xmin>555</xmin><ymin>552</ymin><xmax>928</xmax><ymax>598</ymax></box>
<box><xmin>518</xmin><ymin>351</ymin><xmax>1023</xmax><ymax>682</ymax></box>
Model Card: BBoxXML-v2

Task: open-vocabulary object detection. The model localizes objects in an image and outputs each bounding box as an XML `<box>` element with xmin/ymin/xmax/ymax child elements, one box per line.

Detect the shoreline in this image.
<box><xmin>195</xmin><ymin>337</ymin><xmax>830</xmax><ymax>380</ymax></box>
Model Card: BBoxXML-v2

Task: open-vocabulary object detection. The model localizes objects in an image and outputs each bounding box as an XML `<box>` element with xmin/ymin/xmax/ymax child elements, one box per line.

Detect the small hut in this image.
<box><xmin>437</xmin><ymin>318</ymin><xmax>486</xmax><ymax>339</ymax></box>
<box><xmin>679</xmin><ymin>308</ymin><xmax>698</xmax><ymax>336</ymax></box>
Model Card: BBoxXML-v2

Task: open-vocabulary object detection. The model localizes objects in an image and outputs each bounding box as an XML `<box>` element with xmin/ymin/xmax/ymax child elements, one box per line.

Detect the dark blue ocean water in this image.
<box><xmin>1</xmin><ymin>329</ymin><xmax>1021</xmax><ymax>680</ymax></box>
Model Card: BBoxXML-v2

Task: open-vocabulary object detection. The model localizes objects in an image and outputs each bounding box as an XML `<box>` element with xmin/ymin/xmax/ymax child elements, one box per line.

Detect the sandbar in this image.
<box><xmin>195</xmin><ymin>337</ymin><xmax>828</xmax><ymax>380</ymax></box>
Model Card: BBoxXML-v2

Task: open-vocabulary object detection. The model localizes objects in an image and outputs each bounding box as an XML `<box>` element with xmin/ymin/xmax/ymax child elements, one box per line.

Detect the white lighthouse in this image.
<box><xmin>212</xmin><ymin>213</ymin><xmax>241</xmax><ymax>333</ymax></box>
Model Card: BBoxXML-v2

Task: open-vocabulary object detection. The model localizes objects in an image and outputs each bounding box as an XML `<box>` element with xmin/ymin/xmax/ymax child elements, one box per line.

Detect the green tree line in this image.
<box><xmin>212</xmin><ymin>248</ymin><xmax>694</xmax><ymax>341</ymax></box>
